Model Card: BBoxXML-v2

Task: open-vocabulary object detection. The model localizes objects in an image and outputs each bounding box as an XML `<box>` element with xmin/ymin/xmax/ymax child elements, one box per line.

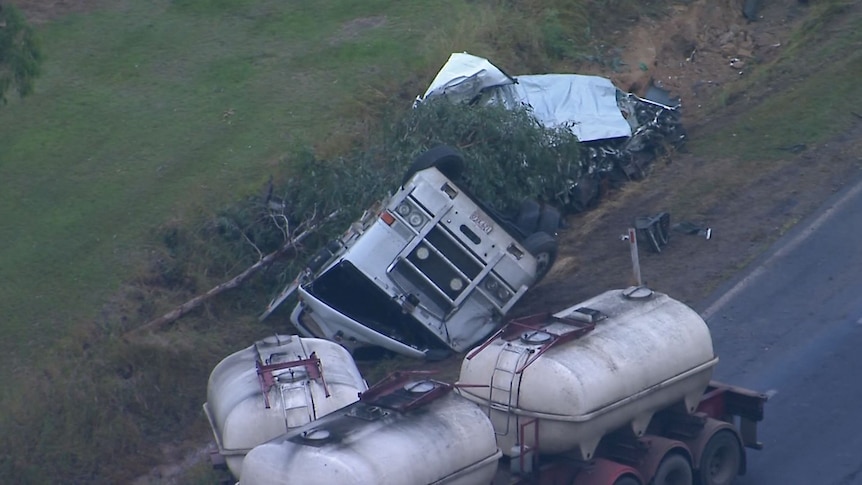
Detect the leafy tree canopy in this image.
<box><xmin>0</xmin><ymin>3</ymin><xmax>42</xmax><ymax>104</ymax></box>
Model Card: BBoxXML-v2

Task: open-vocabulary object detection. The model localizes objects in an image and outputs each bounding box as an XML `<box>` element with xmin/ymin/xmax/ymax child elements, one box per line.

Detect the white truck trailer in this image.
<box><xmin>237</xmin><ymin>288</ymin><xmax>767</xmax><ymax>485</ymax></box>
<box><xmin>202</xmin><ymin>334</ymin><xmax>367</xmax><ymax>479</ymax></box>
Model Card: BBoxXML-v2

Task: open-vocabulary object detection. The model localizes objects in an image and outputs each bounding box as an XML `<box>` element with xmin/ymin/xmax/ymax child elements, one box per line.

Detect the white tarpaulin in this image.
<box><xmin>418</xmin><ymin>52</ymin><xmax>634</xmax><ymax>142</ymax></box>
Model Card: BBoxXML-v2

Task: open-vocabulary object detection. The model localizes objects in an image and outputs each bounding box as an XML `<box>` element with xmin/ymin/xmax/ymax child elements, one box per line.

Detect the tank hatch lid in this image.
<box><xmin>283</xmin><ymin>401</ymin><xmax>383</xmax><ymax>447</ymax></box>
<box><xmin>359</xmin><ymin>371</ymin><xmax>452</xmax><ymax>412</ymax></box>
<box><xmin>622</xmin><ymin>285</ymin><xmax>654</xmax><ymax>300</ymax></box>
<box><xmin>466</xmin><ymin>312</ymin><xmax>597</xmax><ymax>373</ymax></box>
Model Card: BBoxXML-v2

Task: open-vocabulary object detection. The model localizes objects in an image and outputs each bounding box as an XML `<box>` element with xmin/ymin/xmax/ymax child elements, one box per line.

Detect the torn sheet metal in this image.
<box><xmin>420</xmin><ymin>52</ymin><xmax>515</xmax><ymax>103</ymax></box>
<box><xmin>487</xmin><ymin>74</ymin><xmax>633</xmax><ymax>142</ymax></box>
<box><xmin>418</xmin><ymin>52</ymin><xmax>634</xmax><ymax>142</ymax></box>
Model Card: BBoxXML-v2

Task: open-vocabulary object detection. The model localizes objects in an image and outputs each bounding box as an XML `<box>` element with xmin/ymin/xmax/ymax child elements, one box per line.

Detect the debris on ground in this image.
<box><xmin>635</xmin><ymin>212</ymin><xmax>672</xmax><ymax>253</ymax></box>
<box><xmin>416</xmin><ymin>52</ymin><xmax>686</xmax><ymax>186</ymax></box>
<box><xmin>672</xmin><ymin>221</ymin><xmax>713</xmax><ymax>240</ymax></box>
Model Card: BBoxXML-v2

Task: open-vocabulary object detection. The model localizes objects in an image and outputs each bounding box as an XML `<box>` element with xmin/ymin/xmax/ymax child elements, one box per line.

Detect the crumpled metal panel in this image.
<box><xmin>487</xmin><ymin>74</ymin><xmax>633</xmax><ymax>142</ymax></box>
<box><xmin>418</xmin><ymin>52</ymin><xmax>634</xmax><ymax>142</ymax></box>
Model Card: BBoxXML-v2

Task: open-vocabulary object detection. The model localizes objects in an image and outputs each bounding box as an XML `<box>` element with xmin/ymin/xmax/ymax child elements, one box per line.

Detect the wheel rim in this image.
<box><xmin>655</xmin><ymin>454</ymin><xmax>692</xmax><ymax>485</ymax></box>
<box><xmin>706</xmin><ymin>443</ymin><xmax>734</xmax><ymax>482</ymax></box>
<box><xmin>535</xmin><ymin>252</ymin><xmax>551</xmax><ymax>272</ymax></box>
<box><xmin>700</xmin><ymin>430</ymin><xmax>741</xmax><ymax>485</ymax></box>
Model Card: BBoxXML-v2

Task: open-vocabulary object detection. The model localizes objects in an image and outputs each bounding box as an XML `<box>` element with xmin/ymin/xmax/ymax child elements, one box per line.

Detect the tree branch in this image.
<box><xmin>124</xmin><ymin>210</ymin><xmax>339</xmax><ymax>338</ymax></box>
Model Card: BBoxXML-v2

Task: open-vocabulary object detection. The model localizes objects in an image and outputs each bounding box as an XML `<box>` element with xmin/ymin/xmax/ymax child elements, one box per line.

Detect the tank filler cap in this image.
<box><xmin>301</xmin><ymin>428</ymin><xmax>331</xmax><ymax>441</ymax></box>
<box><xmin>404</xmin><ymin>380</ymin><xmax>437</xmax><ymax>393</ymax></box>
<box><xmin>622</xmin><ymin>286</ymin><xmax>654</xmax><ymax>300</ymax></box>
<box><xmin>520</xmin><ymin>331</ymin><xmax>553</xmax><ymax>345</ymax></box>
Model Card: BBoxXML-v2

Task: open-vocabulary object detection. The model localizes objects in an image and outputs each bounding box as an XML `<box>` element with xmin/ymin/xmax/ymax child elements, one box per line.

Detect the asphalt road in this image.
<box><xmin>698</xmin><ymin>178</ymin><xmax>862</xmax><ymax>485</ymax></box>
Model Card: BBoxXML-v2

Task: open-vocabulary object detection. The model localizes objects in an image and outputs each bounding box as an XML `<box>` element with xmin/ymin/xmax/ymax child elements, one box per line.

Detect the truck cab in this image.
<box><xmin>288</xmin><ymin>146</ymin><xmax>559</xmax><ymax>359</ymax></box>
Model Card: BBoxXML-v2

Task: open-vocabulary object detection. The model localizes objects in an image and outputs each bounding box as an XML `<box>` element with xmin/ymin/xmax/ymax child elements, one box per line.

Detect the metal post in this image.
<box><xmin>627</xmin><ymin>227</ymin><xmax>642</xmax><ymax>286</ymax></box>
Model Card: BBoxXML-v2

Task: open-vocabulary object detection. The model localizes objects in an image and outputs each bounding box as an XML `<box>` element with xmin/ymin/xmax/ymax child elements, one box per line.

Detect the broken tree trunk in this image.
<box><xmin>125</xmin><ymin>210</ymin><xmax>339</xmax><ymax>337</ymax></box>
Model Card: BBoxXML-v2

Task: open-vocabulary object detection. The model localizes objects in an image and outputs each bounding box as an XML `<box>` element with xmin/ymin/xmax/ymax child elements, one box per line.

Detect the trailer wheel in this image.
<box><xmin>697</xmin><ymin>430</ymin><xmax>741</xmax><ymax>485</ymax></box>
<box><xmin>613</xmin><ymin>476</ymin><xmax>641</xmax><ymax>485</ymax></box>
<box><xmin>651</xmin><ymin>453</ymin><xmax>692</xmax><ymax>485</ymax></box>
<box><xmin>401</xmin><ymin>145</ymin><xmax>464</xmax><ymax>185</ymax></box>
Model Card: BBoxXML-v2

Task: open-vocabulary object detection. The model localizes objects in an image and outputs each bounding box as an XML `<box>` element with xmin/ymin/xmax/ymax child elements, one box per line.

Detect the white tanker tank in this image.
<box><xmin>457</xmin><ymin>287</ymin><xmax>718</xmax><ymax>461</ymax></box>
<box><xmin>203</xmin><ymin>334</ymin><xmax>367</xmax><ymax>478</ymax></box>
<box><xmin>239</xmin><ymin>374</ymin><xmax>501</xmax><ymax>485</ymax></box>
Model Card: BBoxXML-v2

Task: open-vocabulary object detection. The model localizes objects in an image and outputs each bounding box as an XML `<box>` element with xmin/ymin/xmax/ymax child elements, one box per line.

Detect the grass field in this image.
<box><xmin>0</xmin><ymin>0</ymin><xmax>479</xmax><ymax>388</ymax></box>
<box><xmin>0</xmin><ymin>1</ymin><xmax>602</xmax><ymax>481</ymax></box>
<box><xmin>1</xmin><ymin>0</ymin><xmax>860</xmax><ymax>482</ymax></box>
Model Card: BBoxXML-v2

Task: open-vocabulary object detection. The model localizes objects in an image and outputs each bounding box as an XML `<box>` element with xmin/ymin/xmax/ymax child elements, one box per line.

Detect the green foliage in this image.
<box><xmin>386</xmin><ymin>100</ymin><xmax>587</xmax><ymax>212</ymax></box>
<box><xmin>0</xmin><ymin>3</ymin><xmax>42</xmax><ymax>103</ymax></box>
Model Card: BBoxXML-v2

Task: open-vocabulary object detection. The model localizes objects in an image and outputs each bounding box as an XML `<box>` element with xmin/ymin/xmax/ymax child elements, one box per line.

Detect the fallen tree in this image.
<box><xmin>125</xmin><ymin>210</ymin><xmax>339</xmax><ymax>337</ymax></box>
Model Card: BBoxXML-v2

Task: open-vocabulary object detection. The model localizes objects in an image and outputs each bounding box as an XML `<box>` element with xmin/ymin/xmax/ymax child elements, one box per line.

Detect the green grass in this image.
<box><xmin>690</xmin><ymin>0</ymin><xmax>862</xmax><ymax>161</ymax></box>
<box><xmin>0</xmin><ymin>0</ymin><xmax>617</xmax><ymax>481</ymax></box>
<box><xmin>0</xmin><ymin>0</ymin><xmax>468</xmax><ymax>388</ymax></box>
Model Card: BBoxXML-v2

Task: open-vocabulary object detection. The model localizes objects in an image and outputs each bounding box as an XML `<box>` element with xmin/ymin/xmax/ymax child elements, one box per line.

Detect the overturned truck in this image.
<box><xmin>265</xmin><ymin>145</ymin><xmax>561</xmax><ymax>360</ymax></box>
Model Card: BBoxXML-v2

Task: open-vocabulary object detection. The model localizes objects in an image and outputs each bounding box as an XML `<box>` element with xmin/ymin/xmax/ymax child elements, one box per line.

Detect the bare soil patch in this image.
<box><xmin>533</xmin><ymin>0</ymin><xmax>862</xmax><ymax>311</ymax></box>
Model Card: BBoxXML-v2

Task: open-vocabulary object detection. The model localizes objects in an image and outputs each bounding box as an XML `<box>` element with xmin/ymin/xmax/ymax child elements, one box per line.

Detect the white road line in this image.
<box><xmin>702</xmin><ymin>180</ymin><xmax>862</xmax><ymax>320</ymax></box>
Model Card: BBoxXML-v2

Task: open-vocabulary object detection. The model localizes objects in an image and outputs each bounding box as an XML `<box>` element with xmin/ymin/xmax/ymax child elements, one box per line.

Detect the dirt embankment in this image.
<box><xmin>534</xmin><ymin>0</ymin><xmax>862</xmax><ymax>311</ymax></box>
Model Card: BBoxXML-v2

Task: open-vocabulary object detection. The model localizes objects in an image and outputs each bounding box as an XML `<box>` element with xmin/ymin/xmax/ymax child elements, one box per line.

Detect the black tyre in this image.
<box><xmin>401</xmin><ymin>145</ymin><xmax>465</xmax><ymax>185</ymax></box>
<box><xmin>515</xmin><ymin>199</ymin><xmax>541</xmax><ymax>235</ymax></box>
<box><xmin>306</xmin><ymin>239</ymin><xmax>341</xmax><ymax>273</ymax></box>
<box><xmin>614</xmin><ymin>476</ymin><xmax>642</xmax><ymax>485</ymax></box>
<box><xmin>652</xmin><ymin>453</ymin><xmax>692</xmax><ymax>485</ymax></box>
<box><xmin>538</xmin><ymin>204</ymin><xmax>562</xmax><ymax>236</ymax></box>
<box><xmin>697</xmin><ymin>430</ymin><xmax>741</xmax><ymax>485</ymax></box>
<box><xmin>523</xmin><ymin>232</ymin><xmax>557</xmax><ymax>283</ymax></box>
<box><xmin>742</xmin><ymin>0</ymin><xmax>760</xmax><ymax>21</ymax></box>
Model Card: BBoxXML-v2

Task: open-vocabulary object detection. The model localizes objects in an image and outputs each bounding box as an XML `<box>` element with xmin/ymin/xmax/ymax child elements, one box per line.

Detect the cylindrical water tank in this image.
<box><xmin>457</xmin><ymin>288</ymin><xmax>718</xmax><ymax>461</ymax></box>
<box><xmin>239</xmin><ymin>382</ymin><xmax>501</xmax><ymax>485</ymax></box>
<box><xmin>203</xmin><ymin>334</ymin><xmax>367</xmax><ymax>478</ymax></box>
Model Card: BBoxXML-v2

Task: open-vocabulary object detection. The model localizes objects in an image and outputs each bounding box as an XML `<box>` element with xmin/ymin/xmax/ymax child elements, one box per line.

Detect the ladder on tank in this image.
<box><xmin>488</xmin><ymin>345</ymin><xmax>541</xmax><ymax>475</ymax></box>
<box><xmin>466</xmin><ymin>312</ymin><xmax>599</xmax><ymax>437</ymax></box>
<box><xmin>488</xmin><ymin>344</ymin><xmax>529</xmax><ymax>437</ymax></box>
<box><xmin>279</xmin><ymin>380</ymin><xmax>316</xmax><ymax>427</ymax></box>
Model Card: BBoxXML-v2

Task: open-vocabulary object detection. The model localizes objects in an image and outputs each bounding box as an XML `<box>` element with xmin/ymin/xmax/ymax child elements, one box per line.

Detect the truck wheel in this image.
<box><xmin>306</xmin><ymin>239</ymin><xmax>341</xmax><ymax>274</ymax></box>
<box><xmin>538</xmin><ymin>204</ymin><xmax>562</xmax><ymax>236</ymax></box>
<box><xmin>523</xmin><ymin>232</ymin><xmax>557</xmax><ymax>283</ymax></box>
<box><xmin>515</xmin><ymin>199</ymin><xmax>541</xmax><ymax>235</ymax></box>
<box><xmin>697</xmin><ymin>430</ymin><xmax>741</xmax><ymax>485</ymax></box>
<box><xmin>401</xmin><ymin>145</ymin><xmax>464</xmax><ymax>185</ymax></box>
<box><xmin>652</xmin><ymin>453</ymin><xmax>692</xmax><ymax>485</ymax></box>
